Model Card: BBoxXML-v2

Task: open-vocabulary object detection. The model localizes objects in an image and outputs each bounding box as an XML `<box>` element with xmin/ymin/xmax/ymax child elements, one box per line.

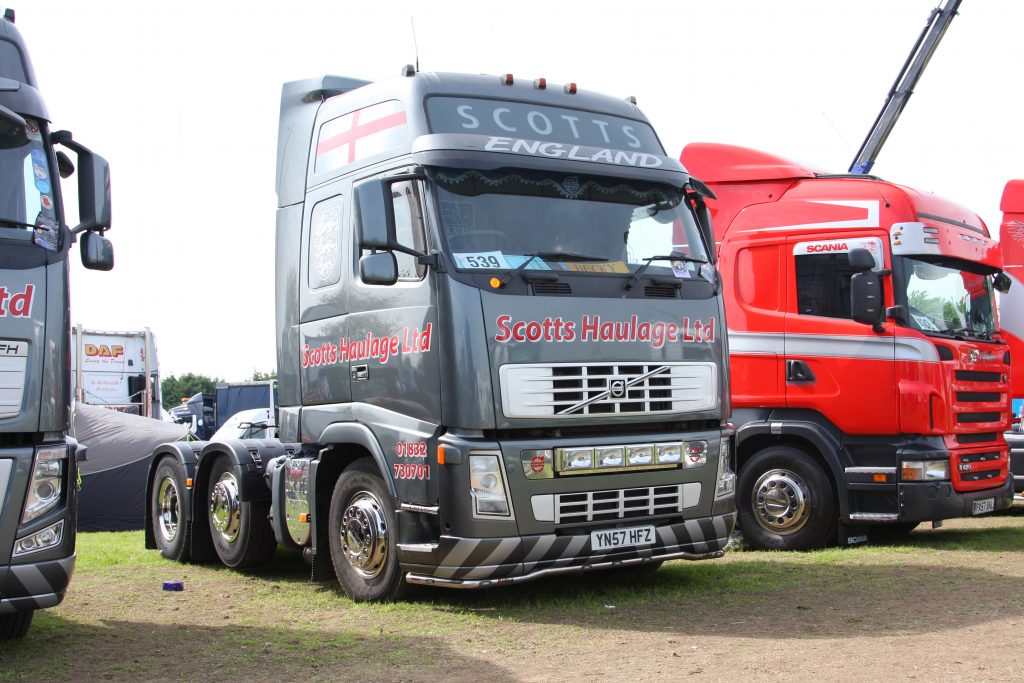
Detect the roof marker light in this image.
<box><xmin>502</xmin><ymin>73</ymin><xmax>514</xmax><ymax>85</ymax></box>
<box><xmin>534</xmin><ymin>78</ymin><xmax>547</xmax><ymax>90</ymax></box>
<box><xmin>625</xmin><ymin>95</ymin><xmax>637</xmax><ymax>105</ymax></box>
<box><xmin>565</xmin><ymin>82</ymin><xmax>577</xmax><ymax>94</ymax></box>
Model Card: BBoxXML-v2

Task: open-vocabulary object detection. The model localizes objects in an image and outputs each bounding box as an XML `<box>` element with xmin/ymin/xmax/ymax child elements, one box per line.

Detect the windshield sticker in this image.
<box><xmin>453</xmin><ymin>251</ymin><xmax>510</xmax><ymax>270</ymax></box>
<box><xmin>563</xmin><ymin>261</ymin><xmax>629</xmax><ymax>274</ymax></box>
<box><xmin>911</xmin><ymin>314</ymin><xmax>940</xmax><ymax>332</ymax></box>
<box><xmin>504</xmin><ymin>255</ymin><xmax>550</xmax><ymax>270</ymax></box>
<box><xmin>35</xmin><ymin>177</ymin><xmax>51</xmax><ymax>194</ymax></box>
<box><xmin>494</xmin><ymin>314</ymin><xmax>715</xmax><ymax>346</ymax></box>
<box><xmin>672</xmin><ymin>260</ymin><xmax>692</xmax><ymax>279</ymax></box>
<box><xmin>33</xmin><ymin>214</ymin><xmax>59</xmax><ymax>251</ymax></box>
<box><xmin>25</xmin><ymin>119</ymin><xmax>41</xmax><ymax>139</ymax></box>
<box><xmin>40</xmin><ymin>195</ymin><xmax>52</xmax><ymax>210</ymax></box>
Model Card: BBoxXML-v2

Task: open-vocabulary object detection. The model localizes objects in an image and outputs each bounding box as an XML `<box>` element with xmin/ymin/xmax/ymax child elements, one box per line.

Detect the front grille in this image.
<box><xmin>531</xmin><ymin>282</ymin><xmax>572</xmax><ymax>295</ymax></box>
<box><xmin>644</xmin><ymin>285</ymin><xmax>678</xmax><ymax>299</ymax></box>
<box><xmin>555</xmin><ymin>485</ymin><xmax>684</xmax><ymax>524</ymax></box>
<box><xmin>961</xmin><ymin>469</ymin><xmax>1002</xmax><ymax>483</ymax></box>
<box><xmin>956</xmin><ymin>392</ymin><xmax>1001</xmax><ymax>403</ymax></box>
<box><xmin>499</xmin><ymin>362</ymin><xmax>718</xmax><ymax>418</ymax></box>
<box><xmin>957</xmin><ymin>412</ymin><xmax>1001</xmax><ymax>424</ymax></box>
<box><xmin>0</xmin><ymin>339</ymin><xmax>29</xmax><ymax>420</ymax></box>
<box><xmin>959</xmin><ymin>451</ymin><xmax>1000</xmax><ymax>464</ymax></box>
<box><xmin>956</xmin><ymin>432</ymin><xmax>998</xmax><ymax>444</ymax></box>
<box><xmin>956</xmin><ymin>371</ymin><xmax>1001</xmax><ymax>383</ymax></box>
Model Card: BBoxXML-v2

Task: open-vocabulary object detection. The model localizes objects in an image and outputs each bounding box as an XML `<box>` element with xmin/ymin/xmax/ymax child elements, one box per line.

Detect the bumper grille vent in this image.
<box><xmin>555</xmin><ymin>485</ymin><xmax>687</xmax><ymax>524</ymax></box>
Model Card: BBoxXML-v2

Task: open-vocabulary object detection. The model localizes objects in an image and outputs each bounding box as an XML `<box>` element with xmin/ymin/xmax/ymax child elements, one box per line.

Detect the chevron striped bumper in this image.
<box><xmin>0</xmin><ymin>555</ymin><xmax>75</xmax><ymax>614</ymax></box>
<box><xmin>401</xmin><ymin>511</ymin><xmax>735</xmax><ymax>588</ymax></box>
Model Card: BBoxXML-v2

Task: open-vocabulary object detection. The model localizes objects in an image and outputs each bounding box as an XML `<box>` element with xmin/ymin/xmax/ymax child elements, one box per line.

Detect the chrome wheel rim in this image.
<box><xmin>340</xmin><ymin>491</ymin><xmax>388</xmax><ymax>579</ymax></box>
<box><xmin>210</xmin><ymin>471</ymin><xmax>241</xmax><ymax>543</ymax></box>
<box><xmin>752</xmin><ymin>468</ymin><xmax>811</xmax><ymax>535</ymax></box>
<box><xmin>157</xmin><ymin>476</ymin><xmax>179</xmax><ymax>543</ymax></box>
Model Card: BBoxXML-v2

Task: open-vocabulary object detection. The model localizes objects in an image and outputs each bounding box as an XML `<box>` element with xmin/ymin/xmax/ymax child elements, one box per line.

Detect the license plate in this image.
<box><xmin>590</xmin><ymin>525</ymin><xmax>655</xmax><ymax>551</ymax></box>
<box><xmin>972</xmin><ymin>497</ymin><xmax>995</xmax><ymax>515</ymax></box>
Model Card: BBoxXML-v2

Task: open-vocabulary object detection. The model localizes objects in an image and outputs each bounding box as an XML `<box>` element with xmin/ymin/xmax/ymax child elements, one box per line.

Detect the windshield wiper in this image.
<box><xmin>500</xmin><ymin>251</ymin><xmax>607</xmax><ymax>285</ymax></box>
<box><xmin>0</xmin><ymin>218</ymin><xmax>38</xmax><ymax>230</ymax></box>
<box><xmin>624</xmin><ymin>254</ymin><xmax>707</xmax><ymax>291</ymax></box>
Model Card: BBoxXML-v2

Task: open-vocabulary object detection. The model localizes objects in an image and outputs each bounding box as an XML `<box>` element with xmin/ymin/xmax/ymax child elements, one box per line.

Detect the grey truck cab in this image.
<box><xmin>0</xmin><ymin>9</ymin><xmax>113</xmax><ymax>638</ymax></box>
<box><xmin>147</xmin><ymin>68</ymin><xmax>735</xmax><ymax>601</ymax></box>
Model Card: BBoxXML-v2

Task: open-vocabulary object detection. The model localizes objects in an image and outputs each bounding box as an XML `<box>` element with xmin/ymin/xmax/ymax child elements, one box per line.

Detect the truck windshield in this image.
<box><xmin>0</xmin><ymin>117</ymin><xmax>59</xmax><ymax>247</ymax></box>
<box><xmin>434</xmin><ymin>168</ymin><xmax>709</xmax><ymax>278</ymax></box>
<box><xmin>898</xmin><ymin>256</ymin><xmax>998</xmax><ymax>339</ymax></box>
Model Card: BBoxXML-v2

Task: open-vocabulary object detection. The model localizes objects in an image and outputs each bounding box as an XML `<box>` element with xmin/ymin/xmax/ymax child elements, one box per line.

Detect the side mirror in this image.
<box><xmin>851</xmin><ymin>271</ymin><xmax>883</xmax><ymax>327</ymax></box>
<box><xmin>354</xmin><ymin>178</ymin><xmax>396</xmax><ymax>250</ymax></box>
<box><xmin>56</xmin><ymin>150</ymin><xmax>75</xmax><ymax>179</ymax></box>
<box><xmin>52</xmin><ymin>131</ymin><xmax>112</xmax><ymax>233</ymax></box>
<box><xmin>994</xmin><ymin>272</ymin><xmax>1012</xmax><ymax>294</ymax></box>
<box><xmin>848</xmin><ymin>248</ymin><xmax>876</xmax><ymax>271</ymax></box>
<box><xmin>359</xmin><ymin>251</ymin><xmax>398</xmax><ymax>285</ymax></box>
<box><xmin>81</xmin><ymin>230</ymin><xmax>114</xmax><ymax>271</ymax></box>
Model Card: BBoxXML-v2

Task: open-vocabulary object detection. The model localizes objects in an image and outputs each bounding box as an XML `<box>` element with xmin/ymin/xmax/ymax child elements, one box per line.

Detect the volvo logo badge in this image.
<box><xmin>609</xmin><ymin>379</ymin><xmax>626</xmax><ymax>398</ymax></box>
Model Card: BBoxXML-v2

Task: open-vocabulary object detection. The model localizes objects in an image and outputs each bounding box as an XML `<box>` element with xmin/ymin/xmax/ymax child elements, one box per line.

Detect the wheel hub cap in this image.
<box><xmin>210</xmin><ymin>472</ymin><xmax>241</xmax><ymax>543</ymax></box>
<box><xmin>752</xmin><ymin>469</ymin><xmax>811</xmax><ymax>535</ymax></box>
<box><xmin>341</xmin><ymin>492</ymin><xmax>388</xmax><ymax>579</ymax></box>
<box><xmin>157</xmin><ymin>477</ymin><xmax>179</xmax><ymax>543</ymax></box>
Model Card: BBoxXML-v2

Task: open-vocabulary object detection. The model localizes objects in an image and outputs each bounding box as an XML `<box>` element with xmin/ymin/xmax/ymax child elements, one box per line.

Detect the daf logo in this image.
<box><xmin>609</xmin><ymin>379</ymin><xmax>626</xmax><ymax>398</ymax></box>
<box><xmin>963</xmin><ymin>349</ymin><xmax>980</xmax><ymax>365</ymax></box>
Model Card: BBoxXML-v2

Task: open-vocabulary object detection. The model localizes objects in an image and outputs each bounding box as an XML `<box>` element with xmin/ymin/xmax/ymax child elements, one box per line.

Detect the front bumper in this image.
<box><xmin>898</xmin><ymin>475</ymin><xmax>1014</xmax><ymax>523</ymax></box>
<box><xmin>400</xmin><ymin>511</ymin><xmax>735</xmax><ymax>588</ymax></box>
<box><xmin>0</xmin><ymin>554</ymin><xmax>76</xmax><ymax>614</ymax></box>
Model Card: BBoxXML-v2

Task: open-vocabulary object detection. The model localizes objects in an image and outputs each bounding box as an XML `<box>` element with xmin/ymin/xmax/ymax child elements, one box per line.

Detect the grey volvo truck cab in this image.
<box><xmin>147</xmin><ymin>68</ymin><xmax>735</xmax><ymax>601</ymax></box>
<box><xmin>0</xmin><ymin>8</ymin><xmax>114</xmax><ymax>638</ymax></box>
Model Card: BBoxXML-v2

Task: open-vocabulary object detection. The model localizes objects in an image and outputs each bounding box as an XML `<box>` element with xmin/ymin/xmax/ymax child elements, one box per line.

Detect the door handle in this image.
<box><xmin>352</xmin><ymin>364</ymin><xmax>369</xmax><ymax>381</ymax></box>
<box><xmin>786</xmin><ymin>359</ymin><xmax>816</xmax><ymax>385</ymax></box>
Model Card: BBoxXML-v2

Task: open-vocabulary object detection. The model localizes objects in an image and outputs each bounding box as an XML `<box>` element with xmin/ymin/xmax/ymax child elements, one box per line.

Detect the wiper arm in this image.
<box><xmin>500</xmin><ymin>251</ymin><xmax>607</xmax><ymax>285</ymax></box>
<box><xmin>624</xmin><ymin>254</ymin><xmax>707</xmax><ymax>291</ymax></box>
<box><xmin>0</xmin><ymin>218</ymin><xmax>38</xmax><ymax>230</ymax></box>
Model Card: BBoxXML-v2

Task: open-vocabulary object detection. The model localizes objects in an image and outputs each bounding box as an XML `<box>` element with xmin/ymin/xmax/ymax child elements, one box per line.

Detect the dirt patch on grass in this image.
<box><xmin>3</xmin><ymin>512</ymin><xmax>1023</xmax><ymax>681</ymax></box>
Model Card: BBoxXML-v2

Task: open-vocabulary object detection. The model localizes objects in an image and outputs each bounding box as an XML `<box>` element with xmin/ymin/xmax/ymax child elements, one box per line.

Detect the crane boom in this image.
<box><xmin>849</xmin><ymin>0</ymin><xmax>962</xmax><ymax>174</ymax></box>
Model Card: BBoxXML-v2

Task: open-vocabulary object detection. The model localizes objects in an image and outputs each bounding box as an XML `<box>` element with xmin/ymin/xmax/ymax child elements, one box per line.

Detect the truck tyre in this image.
<box><xmin>207</xmin><ymin>455</ymin><xmax>276</xmax><ymax>569</ymax></box>
<box><xmin>0</xmin><ymin>610</ymin><xmax>33</xmax><ymax>640</ymax></box>
<box><xmin>738</xmin><ymin>446</ymin><xmax>837</xmax><ymax>551</ymax></box>
<box><xmin>328</xmin><ymin>459</ymin><xmax>409</xmax><ymax>602</ymax></box>
<box><xmin>151</xmin><ymin>457</ymin><xmax>190</xmax><ymax>561</ymax></box>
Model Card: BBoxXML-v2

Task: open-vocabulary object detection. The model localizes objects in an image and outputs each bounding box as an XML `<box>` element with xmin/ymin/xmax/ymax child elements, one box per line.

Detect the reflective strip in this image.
<box><xmin>728</xmin><ymin>331</ymin><xmax>939</xmax><ymax>362</ymax></box>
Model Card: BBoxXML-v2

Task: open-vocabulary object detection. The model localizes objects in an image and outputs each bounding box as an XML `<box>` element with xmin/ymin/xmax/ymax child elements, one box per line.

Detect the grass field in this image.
<box><xmin>2</xmin><ymin>511</ymin><xmax>1023</xmax><ymax>681</ymax></box>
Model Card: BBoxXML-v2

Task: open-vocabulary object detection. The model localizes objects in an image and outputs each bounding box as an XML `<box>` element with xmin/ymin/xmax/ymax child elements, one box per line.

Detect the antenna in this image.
<box><xmin>410</xmin><ymin>17</ymin><xmax>420</xmax><ymax>73</ymax></box>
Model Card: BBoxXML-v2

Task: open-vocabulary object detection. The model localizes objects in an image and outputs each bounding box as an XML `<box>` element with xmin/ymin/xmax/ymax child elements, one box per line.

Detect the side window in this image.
<box><xmin>391</xmin><ymin>180</ymin><xmax>427</xmax><ymax>280</ymax></box>
<box><xmin>794</xmin><ymin>253</ymin><xmax>856</xmax><ymax>319</ymax></box>
<box><xmin>309</xmin><ymin>195</ymin><xmax>343</xmax><ymax>289</ymax></box>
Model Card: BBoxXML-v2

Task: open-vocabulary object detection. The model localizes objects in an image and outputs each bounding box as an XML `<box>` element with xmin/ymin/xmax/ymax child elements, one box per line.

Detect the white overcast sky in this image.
<box><xmin>15</xmin><ymin>0</ymin><xmax>1024</xmax><ymax>381</ymax></box>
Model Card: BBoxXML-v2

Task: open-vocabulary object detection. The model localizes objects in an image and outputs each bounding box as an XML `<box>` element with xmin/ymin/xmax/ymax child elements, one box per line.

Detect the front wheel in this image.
<box><xmin>737</xmin><ymin>446</ymin><xmax>837</xmax><ymax>551</ymax></box>
<box><xmin>328</xmin><ymin>459</ymin><xmax>409</xmax><ymax>602</ymax></box>
<box><xmin>0</xmin><ymin>610</ymin><xmax>34</xmax><ymax>640</ymax></box>
<box><xmin>206</xmin><ymin>455</ymin><xmax>276</xmax><ymax>569</ymax></box>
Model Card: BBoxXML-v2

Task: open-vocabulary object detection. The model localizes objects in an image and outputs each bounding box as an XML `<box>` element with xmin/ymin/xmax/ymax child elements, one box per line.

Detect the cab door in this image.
<box><xmin>783</xmin><ymin>235</ymin><xmax>898</xmax><ymax>435</ymax></box>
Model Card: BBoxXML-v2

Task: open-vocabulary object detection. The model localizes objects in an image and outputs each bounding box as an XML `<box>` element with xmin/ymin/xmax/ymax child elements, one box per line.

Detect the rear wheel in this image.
<box><xmin>207</xmin><ymin>455</ymin><xmax>276</xmax><ymax>569</ymax></box>
<box><xmin>328</xmin><ymin>459</ymin><xmax>409</xmax><ymax>602</ymax></box>
<box><xmin>738</xmin><ymin>446</ymin><xmax>837</xmax><ymax>551</ymax></box>
<box><xmin>151</xmin><ymin>457</ymin><xmax>189</xmax><ymax>561</ymax></box>
<box><xmin>0</xmin><ymin>610</ymin><xmax>34</xmax><ymax>640</ymax></box>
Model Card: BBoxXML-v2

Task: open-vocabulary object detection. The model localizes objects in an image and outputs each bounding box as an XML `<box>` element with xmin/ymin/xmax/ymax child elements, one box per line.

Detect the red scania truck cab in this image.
<box><xmin>682</xmin><ymin>142</ymin><xmax>1014</xmax><ymax>550</ymax></box>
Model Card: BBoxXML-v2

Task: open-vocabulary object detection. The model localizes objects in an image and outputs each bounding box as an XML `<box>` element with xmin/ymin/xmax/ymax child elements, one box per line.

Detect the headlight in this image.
<box><xmin>715</xmin><ymin>438</ymin><xmax>735</xmax><ymax>499</ymax></box>
<box><xmin>626</xmin><ymin>445</ymin><xmax>654</xmax><ymax>467</ymax></box>
<box><xmin>469</xmin><ymin>454</ymin><xmax>510</xmax><ymax>516</ymax></box>
<box><xmin>22</xmin><ymin>446</ymin><xmax>67</xmax><ymax>524</ymax></box>
<box><xmin>901</xmin><ymin>459</ymin><xmax>950</xmax><ymax>481</ymax></box>
<box><xmin>655</xmin><ymin>443</ymin><xmax>682</xmax><ymax>465</ymax></box>
<box><xmin>596</xmin><ymin>446</ymin><xmax>624</xmax><ymax>469</ymax></box>
<box><xmin>559</xmin><ymin>447</ymin><xmax>595</xmax><ymax>471</ymax></box>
